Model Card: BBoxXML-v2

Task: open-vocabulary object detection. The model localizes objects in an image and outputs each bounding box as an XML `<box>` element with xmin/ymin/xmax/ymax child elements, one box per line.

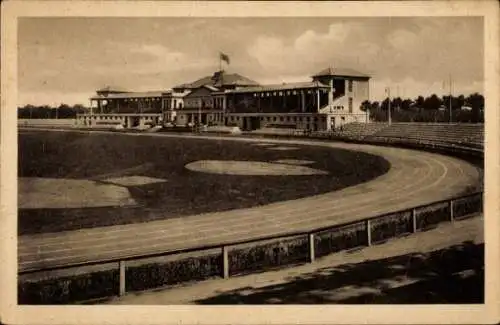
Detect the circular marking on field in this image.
<box><xmin>266</xmin><ymin>146</ymin><xmax>299</xmax><ymax>151</ymax></box>
<box><xmin>185</xmin><ymin>160</ymin><xmax>328</xmax><ymax>176</ymax></box>
<box><xmin>273</xmin><ymin>159</ymin><xmax>315</xmax><ymax>165</ymax></box>
<box><xmin>102</xmin><ymin>176</ymin><xmax>167</xmax><ymax>187</ymax></box>
<box><xmin>18</xmin><ymin>177</ymin><xmax>136</xmax><ymax>209</ymax></box>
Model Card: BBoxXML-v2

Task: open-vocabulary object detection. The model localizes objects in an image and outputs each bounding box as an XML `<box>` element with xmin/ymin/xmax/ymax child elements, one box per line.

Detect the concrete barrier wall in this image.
<box><xmin>18</xmin><ymin>119</ymin><xmax>77</xmax><ymax>127</ymax></box>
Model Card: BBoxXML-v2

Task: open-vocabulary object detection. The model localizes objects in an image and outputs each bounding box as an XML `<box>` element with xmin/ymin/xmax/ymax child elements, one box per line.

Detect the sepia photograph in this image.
<box><xmin>2</xmin><ymin>1</ymin><xmax>499</xmax><ymax>324</ymax></box>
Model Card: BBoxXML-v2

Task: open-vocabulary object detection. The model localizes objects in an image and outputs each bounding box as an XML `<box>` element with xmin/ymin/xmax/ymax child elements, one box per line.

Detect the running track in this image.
<box><xmin>18</xmin><ymin>131</ymin><xmax>482</xmax><ymax>273</ymax></box>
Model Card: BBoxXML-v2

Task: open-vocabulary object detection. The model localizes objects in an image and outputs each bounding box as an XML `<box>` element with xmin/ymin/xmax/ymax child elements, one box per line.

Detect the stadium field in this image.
<box><xmin>18</xmin><ymin>130</ymin><xmax>390</xmax><ymax>235</ymax></box>
<box><xmin>18</xmin><ymin>129</ymin><xmax>482</xmax><ymax>274</ymax></box>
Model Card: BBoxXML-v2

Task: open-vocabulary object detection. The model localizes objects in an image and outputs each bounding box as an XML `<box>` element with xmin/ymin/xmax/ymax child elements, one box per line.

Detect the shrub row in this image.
<box><xmin>126</xmin><ymin>254</ymin><xmax>222</xmax><ymax>292</ymax></box>
<box><xmin>371</xmin><ymin>211</ymin><xmax>413</xmax><ymax>243</ymax></box>
<box><xmin>229</xmin><ymin>236</ymin><xmax>309</xmax><ymax>276</ymax></box>
<box><xmin>315</xmin><ymin>221</ymin><xmax>368</xmax><ymax>258</ymax></box>
<box><xmin>415</xmin><ymin>202</ymin><xmax>451</xmax><ymax>230</ymax></box>
<box><xmin>453</xmin><ymin>195</ymin><xmax>483</xmax><ymax>219</ymax></box>
<box><xmin>19</xmin><ymin>269</ymin><xmax>118</xmax><ymax>305</ymax></box>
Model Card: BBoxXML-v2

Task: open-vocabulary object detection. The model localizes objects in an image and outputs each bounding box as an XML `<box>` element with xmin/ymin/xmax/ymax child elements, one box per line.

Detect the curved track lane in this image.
<box><xmin>18</xmin><ymin>133</ymin><xmax>482</xmax><ymax>272</ymax></box>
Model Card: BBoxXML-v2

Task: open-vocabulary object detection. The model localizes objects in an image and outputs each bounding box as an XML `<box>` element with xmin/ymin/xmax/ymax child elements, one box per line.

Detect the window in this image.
<box><xmin>348</xmin><ymin>98</ymin><xmax>353</xmax><ymax>113</ymax></box>
<box><xmin>348</xmin><ymin>80</ymin><xmax>353</xmax><ymax>92</ymax></box>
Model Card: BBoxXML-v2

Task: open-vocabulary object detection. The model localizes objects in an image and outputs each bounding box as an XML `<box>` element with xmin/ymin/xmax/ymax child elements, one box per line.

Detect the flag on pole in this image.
<box><xmin>220</xmin><ymin>52</ymin><xmax>230</xmax><ymax>65</ymax></box>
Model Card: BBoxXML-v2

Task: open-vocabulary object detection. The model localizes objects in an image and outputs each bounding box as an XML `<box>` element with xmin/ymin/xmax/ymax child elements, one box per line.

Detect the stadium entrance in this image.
<box><xmin>242</xmin><ymin>116</ymin><xmax>260</xmax><ymax>131</ymax></box>
<box><xmin>131</xmin><ymin>116</ymin><xmax>141</xmax><ymax>127</ymax></box>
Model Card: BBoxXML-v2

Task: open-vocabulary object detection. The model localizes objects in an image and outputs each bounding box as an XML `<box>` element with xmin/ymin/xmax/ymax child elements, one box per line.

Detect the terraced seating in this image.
<box><xmin>248</xmin><ymin>122</ymin><xmax>483</xmax><ymax>153</ymax></box>
<box><xmin>367</xmin><ymin>123</ymin><xmax>484</xmax><ymax>150</ymax></box>
<box><xmin>333</xmin><ymin>122</ymin><xmax>389</xmax><ymax>140</ymax></box>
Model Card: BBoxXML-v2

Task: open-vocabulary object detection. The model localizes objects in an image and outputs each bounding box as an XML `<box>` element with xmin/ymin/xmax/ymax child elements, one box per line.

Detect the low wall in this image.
<box><xmin>203</xmin><ymin>126</ymin><xmax>242</xmax><ymax>134</ymax></box>
<box><xmin>18</xmin><ymin>119</ymin><xmax>77</xmax><ymax>128</ymax></box>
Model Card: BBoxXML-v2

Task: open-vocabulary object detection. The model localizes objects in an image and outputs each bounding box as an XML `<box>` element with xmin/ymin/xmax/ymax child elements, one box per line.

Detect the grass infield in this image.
<box><xmin>18</xmin><ymin>130</ymin><xmax>390</xmax><ymax>235</ymax></box>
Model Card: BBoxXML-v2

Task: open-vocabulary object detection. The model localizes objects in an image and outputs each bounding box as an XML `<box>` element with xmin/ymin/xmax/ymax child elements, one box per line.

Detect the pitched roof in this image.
<box><xmin>224</xmin><ymin>81</ymin><xmax>330</xmax><ymax>94</ymax></box>
<box><xmin>96</xmin><ymin>86</ymin><xmax>130</xmax><ymax>93</ymax></box>
<box><xmin>312</xmin><ymin>67</ymin><xmax>370</xmax><ymax>78</ymax></box>
<box><xmin>174</xmin><ymin>71</ymin><xmax>259</xmax><ymax>89</ymax></box>
<box><xmin>91</xmin><ymin>90</ymin><xmax>164</xmax><ymax>100</ymax></box>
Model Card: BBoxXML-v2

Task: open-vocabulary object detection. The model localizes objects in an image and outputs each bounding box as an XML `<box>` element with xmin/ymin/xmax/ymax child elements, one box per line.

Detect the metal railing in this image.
<box><xmin>19</xmin><ymin>191</ymin><xmax>482</xmax><ymax>302</ymax></box>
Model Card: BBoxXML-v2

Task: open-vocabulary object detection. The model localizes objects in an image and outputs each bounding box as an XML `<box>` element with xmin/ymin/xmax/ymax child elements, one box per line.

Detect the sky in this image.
<box><xmin>18</xmin><ymin>16</ymin><xmax>484</xmax><ymax>107</ymax></box>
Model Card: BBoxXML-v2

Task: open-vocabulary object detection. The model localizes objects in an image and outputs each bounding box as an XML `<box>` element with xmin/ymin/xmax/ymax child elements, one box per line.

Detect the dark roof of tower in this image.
<box><xmin>96</xmin><ymin>86</ymin><xmax>130</xmax><ymax>93</ymax></box>
<box><xmin>174</xmin><ymin>71</ymin><xmax>259</xmax><ymax>89</ymax></box>
<box><xmin>312</xmin><ymin>67</ymin><xmax>370</xmax><ymax>79</ymax></box>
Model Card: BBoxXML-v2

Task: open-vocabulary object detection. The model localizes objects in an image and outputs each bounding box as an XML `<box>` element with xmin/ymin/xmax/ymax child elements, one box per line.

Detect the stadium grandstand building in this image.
<box><xmin>79</xmin><ymin>66</ymin><xmax>370</xmax><ymax>131</ymax></box>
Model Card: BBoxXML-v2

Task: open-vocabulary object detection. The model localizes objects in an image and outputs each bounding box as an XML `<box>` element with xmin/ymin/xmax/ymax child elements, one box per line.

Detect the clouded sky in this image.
<box><xmin>18</xmin><ymin>16</ymin><xmax>483</xmax><ymax>106</ymax></box>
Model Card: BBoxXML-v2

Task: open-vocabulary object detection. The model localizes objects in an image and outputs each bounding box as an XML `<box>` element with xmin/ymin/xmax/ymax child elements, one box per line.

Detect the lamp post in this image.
<box><xmin>386</xmin><ymin>87</ymin><xmax>392</xmax><ymax>125</ymax></box>
<box><xmin>449</xmin><ymin>74</ymin><xmax>453</xmax><ymax>123</ymax></box>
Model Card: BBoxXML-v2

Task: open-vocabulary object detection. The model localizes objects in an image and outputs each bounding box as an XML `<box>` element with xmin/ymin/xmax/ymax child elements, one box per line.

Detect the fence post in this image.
<box><xmin>449</xmin><ymin>199</ymin><xmax>454</xmax><ymax>222</ymax></box>
<box><xmin>309</xmin><ymin>233</ymin><xmax>315</xmax><ymax>263</ymax></box>
<box><xmin>222</xmin><ymin>245</ymin><xmax>229</xmax><ymax>279</ymax></box>
<box><xmin>366</xmin><ymin>219</ymin><xmax>372</xmax><ymax>246</ymax></box>
<box><xmin>119</xmin><ymin>260</ymin><xmax>126</xmax><ymax>296</ymax></box>
<box><xmin>412</xmin><ymin>208</ymin><xmax>417</xmax><ymax>233</ymax></box>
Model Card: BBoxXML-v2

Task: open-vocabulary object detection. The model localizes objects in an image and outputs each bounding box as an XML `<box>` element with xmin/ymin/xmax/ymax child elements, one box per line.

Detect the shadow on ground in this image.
<box><xmin>195</xmin><ymin>241</ymin><xmax>484</xmax><ymax>304</ymax></box>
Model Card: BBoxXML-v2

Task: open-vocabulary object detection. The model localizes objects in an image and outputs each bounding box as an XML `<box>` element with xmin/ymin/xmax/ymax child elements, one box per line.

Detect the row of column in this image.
<box><xmin>89</xmin><ymin>88</ymin><xmax>328</xmax><ymax>115</ymax></box>
<box><xmin>90</xmin><ymin>98</ymin><xmax>164</xmax><ymax>114</ymax></box>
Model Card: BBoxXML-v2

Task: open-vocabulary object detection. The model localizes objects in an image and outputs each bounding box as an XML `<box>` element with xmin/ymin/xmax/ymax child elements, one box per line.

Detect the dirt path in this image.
<box><xmin>103</xmin><ymin>215</ymin><xmax>483</xmax><ymax>305</ymax></box>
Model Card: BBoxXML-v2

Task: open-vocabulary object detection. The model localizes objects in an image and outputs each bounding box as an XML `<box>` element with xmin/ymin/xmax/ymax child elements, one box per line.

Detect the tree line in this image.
<box><xmin>18</xmin><ymin>104</ymin><xmax>89</xmax><ymax>119</ymax></box>
<box><xmin>19</xmin><ymin>92</ymin><xmax>485</xmax><ymax>123</ymax></box>
<box><xmin>361</xmin><ymin>93</ymin><xmax>484</xmax><ymax>123</ymax></box>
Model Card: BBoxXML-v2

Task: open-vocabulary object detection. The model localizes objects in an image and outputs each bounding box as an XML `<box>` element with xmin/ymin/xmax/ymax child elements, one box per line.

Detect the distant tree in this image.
<box><xmin>380</xmin><ymin>98</ymin><xmax>390</xmax><ymax>111</ymax></box>
<box><xmin>391</xmin><ymin>97</ymin><xmax>403</xmax><ymax>111</ymax></box>
<box><xmin>401</xmin><ymin>99</ymin><xmax>413</xmax><ymax>111</ymax></box>
<box><xmin>466</xmin><ymin>93</ymin><xmax>484</xmax><ymax>110</ymax></box>
<box><xmin>360</xmin><ymin>100</ymin><xmax>371</xmax><ymax>112</ymax></box>
<box><xmin>73</xmin><ymin>104</ymin><xmax>88</xmax><ymax>115</ymax></box>
<box><xmin>465</xmin><ymin>93</ymin><xmax>484</xmax><ymax>123</ymax></box>
<box><xmin>423</xmin><ymin>94</ymin><xmax>442</xmax><ymax>110</ymax></box>
<box><xmin>415</xmin><ymin>96</ymin><xmax>425</xmax><ymax>110</ymax></box>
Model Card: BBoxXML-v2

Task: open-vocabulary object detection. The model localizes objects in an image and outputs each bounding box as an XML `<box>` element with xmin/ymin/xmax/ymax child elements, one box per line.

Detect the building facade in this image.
<box><xmin>78</xmin><ymin>67</ymin><xmax>370</xmax><ymax>131</ymax></box>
